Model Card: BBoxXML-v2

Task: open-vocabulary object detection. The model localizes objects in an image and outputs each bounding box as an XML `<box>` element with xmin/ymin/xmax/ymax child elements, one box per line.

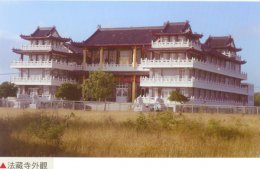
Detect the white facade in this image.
<box><xmin>138</xmin><ymin>33</ymin><xmax>253</xmax><ymax>106</ymax></box>
<box><xmin>10</xmin><ymin>24</ymin><xmax>254</xmax><ymax>106</ymax></box>
<box><xmin>11</xmin><ymin>27</ymin><xmax>81</xmax><ymax>101</ymax></box>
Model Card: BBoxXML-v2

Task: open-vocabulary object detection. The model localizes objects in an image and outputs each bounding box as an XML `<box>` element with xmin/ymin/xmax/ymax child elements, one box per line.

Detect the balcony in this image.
<box><xmin>151</xmin><ymin>40</ymin><xmax>202</xmax><ymax>51</ymax></box>
<box><xmin>84</xmin><ymin>64</ymin><xmax>148</xmax><ymax>72</ymax></box>
<box><xmin>10</xmin><ymin>60</ymin><xmax>83</xmax><ymax>71</ymax></box>
<box><xmin>10</xmin><ymin>76</ymin><xmax>76</xmax><ymax>86</ymax></box>
<box><xmin>21</xmin><ymin>44</ymin><xmax>70</xmax><ymax>53</ymax></box>
<box><xmin>140</xmin><ymin>76</ymin><xmax>194</xmax><ymax>87</ymax></box>
<box><xmin>140</xmin><ymin>76</ymin><xmax>248</xmax><ymax>95</ymax></box>
<box><xmin>140</xmin><ymin>58</ymin><xmax>247</xmax><ymax>80</ymax></box>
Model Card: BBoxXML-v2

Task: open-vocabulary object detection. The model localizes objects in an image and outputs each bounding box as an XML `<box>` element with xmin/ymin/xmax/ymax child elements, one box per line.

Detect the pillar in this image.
<box><xmin>20</xmin><ymin>54</ymin><xmax>24</xmax><ymax>61</ymax></box>
<box><xmin>132</xmin><ymin>75</ymin><xmax>136</xmax><ymax>103</ymax></box>
<box><xmin>83</xmin><ymin>48</ymin><xmax>88</xmax><ymax>64</ymax></box>
<box><xmin>132</xmin><ymin>47</ymin><xmax>137</xmax><ymax>68</ymax></box>
<box><xmin>83</xmin><ymin>48</ymin><xmax>88</xmax><ymax>82</ymax></box>
<box><xmin>99</xmin><ymin>47</ymin><xmax>104</xmax><ymax>65</ymax></box>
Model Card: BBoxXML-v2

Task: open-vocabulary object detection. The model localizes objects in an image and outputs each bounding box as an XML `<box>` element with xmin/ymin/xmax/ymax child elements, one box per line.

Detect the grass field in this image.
<box><xmin>0</xmin><ymin>107</ymin><xmax>260</xmax><ymax>157</ymax></box>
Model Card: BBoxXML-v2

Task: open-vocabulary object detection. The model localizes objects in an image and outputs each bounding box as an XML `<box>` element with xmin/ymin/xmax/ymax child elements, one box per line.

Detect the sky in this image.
<box><xmin>0</xmin><ymin>1</ymin><xmax>260</xmax><ymax>91</ymax></box>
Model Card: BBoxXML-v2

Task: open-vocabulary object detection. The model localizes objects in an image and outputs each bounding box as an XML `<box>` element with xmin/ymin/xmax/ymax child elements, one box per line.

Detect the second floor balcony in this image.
<box><xmin>10</xmin><ymin>60</ymin><xmax>83</xmax><ymax>71</ymax></box>
<box><xmin>10</xmin><ymin>76</ymin><xmax>76</xmax><ymax>86</ymax></box>
<box><xmin>140</xmin><ymin>58</ymin><xmax>247</xmax><ymax>80</ymax></box>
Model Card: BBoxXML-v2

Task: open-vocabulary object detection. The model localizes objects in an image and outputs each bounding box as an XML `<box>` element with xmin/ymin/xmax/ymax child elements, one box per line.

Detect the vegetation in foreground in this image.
<box><xmin>0</xmin><ymin>108</ymin><xmax>260</xmax><ymax>157</ymax></box>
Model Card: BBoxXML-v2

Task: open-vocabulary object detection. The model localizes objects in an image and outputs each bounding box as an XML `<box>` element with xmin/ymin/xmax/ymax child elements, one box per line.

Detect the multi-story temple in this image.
<box><xmin>10</xmin><ymin>21</ymin><xmax>254</xmax><ymax>106</ymax></box>
<box><xmin>11</xmin><ymin>27</ymin><xmax>83</xmax><ymax>100</ymax></box>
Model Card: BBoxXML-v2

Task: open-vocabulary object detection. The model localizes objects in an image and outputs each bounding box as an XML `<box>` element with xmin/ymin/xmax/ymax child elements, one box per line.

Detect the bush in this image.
<box><xmin>205</xmin><ymin>119</ymin><xmax>246</xmax><ymax>140</ymax></box>
<box><xmin>55</xmin><ymin>83</ymin><xmax>82</xmax><ymax>101</ymax></box>
<box><xmin>0</xmin><ymin>82</ymin><xmax>17</xmax><ymax>98</ymax></box>
<box><xmin>26</xmin><ymin>114</ymin><xmax>66</xmax><ymax>144</ymax></box>
<box><xmin>136</xmin><ymin>113</ymin><xmax>149</xmax><ymax>131</ymax></box>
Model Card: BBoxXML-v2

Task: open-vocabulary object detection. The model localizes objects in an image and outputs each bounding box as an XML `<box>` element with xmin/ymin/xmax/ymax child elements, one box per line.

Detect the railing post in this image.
<box><xmin>257</xmin><ymin>107</ymin><xmax>259</xmax><ymax>115</ymax></box>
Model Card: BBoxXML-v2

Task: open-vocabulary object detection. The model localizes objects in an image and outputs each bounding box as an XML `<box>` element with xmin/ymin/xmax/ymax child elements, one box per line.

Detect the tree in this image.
<box><xmin>0</xmin><ymin>82</ymin><xmax>17</xmax><ymax>98</ymax></box>
<box><xmin>82</xmin><ymin>71</ymin><xmax>115</xmax><ymax>101</ymax></box>
<box><xmin>168</xmin><ymin>90</ymin><xmax>189</xmax><ymax>113</ymax></box>
<box><xmin>55</xmin><ymin>83</ymin><xmax>82</xmax><ymax>101</ymax></box>
<box><xmin>168</xmin><ymin>90</ymin><xmax>189</xmax><ymax>103</ymax></box>
<box><xmin>254</xmin><ymin>93</ymin><xmax>260</xmax><ymax>106</ymax></box>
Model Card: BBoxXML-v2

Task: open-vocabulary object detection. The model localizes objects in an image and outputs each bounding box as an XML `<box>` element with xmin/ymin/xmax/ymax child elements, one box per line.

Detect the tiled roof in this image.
<box><xmin>84</xmin><ymin>27</ymin><xmax>162</xmax><ymax>46</ymax></box>
<box><xmin>64</xmin><ymin>43</ymin><xmax>83</xmax><ymax>55</ymax></box>
<box><xmin>162</xmin><ymin>22</ymin><xmax>189</xmax><ymax>34</ymax></box>
<box><xmin>205</xmin><ymin>36</ymin><xmax>241</xmax><ymax>50</ymax></box>
<box><xmin>31</xmin><ymin>27</ymin><xmax>57</xmax><ymax>37</ymax></box>
<box><xmin>20</xmin><ymin>26</ymin><xmax>71</xmax><ymax>42</ymax></box>
<box><xmin>83</xmin><ymin>21</ymin><xmax>203</xmax><ymax>46</ymax></box>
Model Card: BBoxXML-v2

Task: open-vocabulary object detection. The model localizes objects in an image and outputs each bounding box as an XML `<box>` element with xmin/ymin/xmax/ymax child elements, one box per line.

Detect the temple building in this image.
<box><xmin>11</xmin><ymin>27</ymin><xmax>83</xmax><ymax>100</ymax></box>
<box><xmin>11</xmin><ymin>21</ymin><xmax>254</xmax><ymax>106</ymax></box>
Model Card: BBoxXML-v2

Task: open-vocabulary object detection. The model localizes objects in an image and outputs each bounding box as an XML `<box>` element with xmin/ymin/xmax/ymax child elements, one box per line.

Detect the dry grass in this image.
<box><xmin>0</xmin><ymin>108</ymin><xmax>260</xmax><ymax>157</ymax></box>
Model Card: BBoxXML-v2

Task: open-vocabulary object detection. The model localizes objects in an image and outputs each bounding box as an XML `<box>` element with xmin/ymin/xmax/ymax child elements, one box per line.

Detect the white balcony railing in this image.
<box><xmin>21</xmin><ymin>44</ymin><xmax>70</xmax><ymax>53</ymax></box>
<box><xmin>10</xmin><ymin>76</ymin><xmax>76</xmax><ymax>86</ymax></box>
<box><xmin>84</xmin><ymin>63</ymin><xmax>148</xmax><ymax>72</ymax></box>
<box><xmin>10</xmin><ymin>60</ymin><xmax>83</xmax><ymax>71</ymax></box>
<box><xmin>151</xmin><ymin>40</ymin><xmax>202</xmax><ymax>51</ymax></box>
<box><xmin>140</xmin><ymin>58</ymin><xmax>247</xmax><ymax>80</ymax></box>
<box><xmin>140</xmin><ymin>76</ymin><xmax>248</xmax><ymax>95</ymax></box>
<box><xmin>140</xmin><ymin>76</ymin><xmax>194</xmax><ymax>87</ymax></box>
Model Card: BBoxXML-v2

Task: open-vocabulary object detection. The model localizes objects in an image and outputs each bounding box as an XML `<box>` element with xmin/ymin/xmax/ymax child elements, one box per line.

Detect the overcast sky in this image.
<box><xmin>1</xmin><ymin>1</ymin><xmax>260</xmax><ymax>91</ymax></box>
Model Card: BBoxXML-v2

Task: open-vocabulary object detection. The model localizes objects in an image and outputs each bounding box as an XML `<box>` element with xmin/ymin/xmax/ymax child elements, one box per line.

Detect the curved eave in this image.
<box><xmin>153</xmin><ymin>32</ymin><xmax>203</xmax><ymax>39</ymax></box>
<box><xmin>212</xmin><ymin>46</ymin><xmax>242</xmax><ymax>52</ymax></box>
<box><xmin>84</xmin><ymin>43</ymin><xmax>150</xmax><ymax>48</ymax></box>
<box><xmin>20</xmin><ymin>35</ymin><xmax>71</xmax><ymax>42</ymax></box>
<box><xmin>148</xmin><ymin>47</ymin><xmax>203</xmax><ymax>54</ymax></box>
<box><xmin>206</xmin><ymin>50</ymin><xmax>245</xmax><ymax>64</ymax></box>
<box><xmin>71</xmin><ymin>41</ymin><xmax>85</xmax><ymax>48</ymax></box>
<box><xmin>12</xmin><ymin>48</ymin><xmax>78</xmax><ymax>57</ymax></box>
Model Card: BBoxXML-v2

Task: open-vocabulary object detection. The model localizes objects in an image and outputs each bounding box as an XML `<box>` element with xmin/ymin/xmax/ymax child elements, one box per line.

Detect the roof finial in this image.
<box><xmin>97</xmin><ymin>24</ymin><xmax>101</xmax><ymax>29</ymax></box>
<box><xmin>163</xmin><ymin>21</ymin><xmax>170</xmax><ymax>26</ymax></box>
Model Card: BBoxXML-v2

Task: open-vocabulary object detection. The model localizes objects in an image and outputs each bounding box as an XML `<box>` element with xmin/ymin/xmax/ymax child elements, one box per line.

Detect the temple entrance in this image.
<box><xmin>116</xmin><ymin>84</ymin><xmax>128</xmax><ymax>102</ymax></box>
<box><xmin>28</xmin><ymin>87</ymin><xmax>38</xmax><ymax>97</ymax></box>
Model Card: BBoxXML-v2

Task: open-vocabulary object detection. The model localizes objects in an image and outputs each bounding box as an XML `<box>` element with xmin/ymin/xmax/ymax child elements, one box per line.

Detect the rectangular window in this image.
<box><xmin>119</xmin><ymin>50</ymin><xmax>132</xmax><ymax>64</ymax></box>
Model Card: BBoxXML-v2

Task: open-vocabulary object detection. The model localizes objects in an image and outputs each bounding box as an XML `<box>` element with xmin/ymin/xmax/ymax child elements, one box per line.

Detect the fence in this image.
<box><xmin>0</xmin><ymin>98</ymin><xmax>133</xmax><ymax>112</ymax></box>
<box><xmin>174</xmin><ymin>104</ymin><xmax>259</xmax><ymax>115</ymax></box>
<box><xmin>0</xmin><ymin>98</ymin><xmax>260</xmax><ymax>114</ymax></box>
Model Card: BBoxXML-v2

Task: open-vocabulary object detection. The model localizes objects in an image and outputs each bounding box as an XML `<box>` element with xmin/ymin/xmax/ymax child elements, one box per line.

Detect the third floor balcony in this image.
<box><xmin>20</xmin><ymin>44</ymin><xmax>70</xmax><ymax>53</ymax></box>
<box><xmin>151</xmin><ymin>40</ymin><xmax>202</xmax><ymax>51</ymax></box>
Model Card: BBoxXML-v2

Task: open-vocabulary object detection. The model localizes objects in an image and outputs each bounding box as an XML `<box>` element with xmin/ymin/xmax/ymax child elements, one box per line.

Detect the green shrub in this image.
<box><xmin>136</xmin><ymin>113</ymin><xmax>149</xmax><ymax>131</ymax></box>
<box><xmin>26</xmin><ymin>115</ymin><xmax>66</xmax><ymax>144</ymax></box>
<box><xmin>205</xmin><ymin>119</ymin><xmax>246</xmax><ymax>140</ymax></box>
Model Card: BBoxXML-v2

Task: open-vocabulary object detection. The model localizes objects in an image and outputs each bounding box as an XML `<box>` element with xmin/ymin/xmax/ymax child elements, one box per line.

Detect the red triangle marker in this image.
<box><xmin>0</xmin><ymin>163</ymin><xmax>6</xmax><ymax>169</ymax></box>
